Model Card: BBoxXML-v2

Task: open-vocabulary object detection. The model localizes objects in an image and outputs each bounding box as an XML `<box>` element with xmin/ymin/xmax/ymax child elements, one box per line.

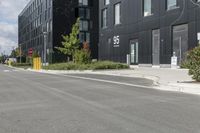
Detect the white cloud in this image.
<box><xmin>0</xmin><ymin>36</ymin><xmax>16</xmax><ymax>55</ymax></box>
<box><xmin>0</xmin><ymin>0</ymin><xmax>29</xmax><ymax>55</ymax></box>
<box><xmin>0</xmin><ymin>0</ymin><xmax>29</xmax><ymax>21</ymax></box>
<box><xmin>0</xmin><ymin>22</ymin><xmax>17</xmax><ymax>42</ymax></box>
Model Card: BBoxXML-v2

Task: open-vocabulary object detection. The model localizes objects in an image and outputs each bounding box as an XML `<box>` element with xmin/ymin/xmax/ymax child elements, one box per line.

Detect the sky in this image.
<box><xmin>0</xmin><ymin>0</ymin><xmax>29</xmax><ymax>55</ymax></box>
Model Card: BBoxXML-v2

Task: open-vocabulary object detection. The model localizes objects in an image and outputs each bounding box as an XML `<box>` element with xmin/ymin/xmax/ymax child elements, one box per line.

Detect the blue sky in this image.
<box><xmin>0</xmin><ymin>0</ymin><xmax>29</xmax><ymax>55</ymax></box>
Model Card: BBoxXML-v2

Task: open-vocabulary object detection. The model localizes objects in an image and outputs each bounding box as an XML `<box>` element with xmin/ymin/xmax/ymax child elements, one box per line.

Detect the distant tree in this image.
<box><xmin>10</xmin><ymin>49</ymin><xmax>17</xmax><ymax>58</ymax></box>
<box><xmin>10</xmin><ymin>47</ymin><xmax>20</xmax><ymax>58</ymax></box>
<box><xmin>56</xmin><ymin>18</ymin><xmax>80</xmax><ymax>61</ymax></box>
<box><xmin>0</xmin><ymin>55</ymin><xmax>3</xmax><ymax>63</ymax></box>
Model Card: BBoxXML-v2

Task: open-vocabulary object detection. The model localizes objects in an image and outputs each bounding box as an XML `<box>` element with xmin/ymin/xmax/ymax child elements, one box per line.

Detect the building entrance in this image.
<box><xmin>130</xmin><ymin>39</ymin><xmax>138</xmax><ymax>64</ymax></box>
<box><xmin>173</xmin><ymin>24</ymin><xmax>188</xmax><ymax>65</ymax></box>
<box><xmin>152</xmin><ymin>29</ymin><xmax>160</xmax><ymax>65</ymax></box>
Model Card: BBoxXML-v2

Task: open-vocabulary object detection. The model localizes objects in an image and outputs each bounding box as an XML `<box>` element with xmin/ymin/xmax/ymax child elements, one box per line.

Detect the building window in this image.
<box><xmin>79</xmin><ymin>0</ymin><xmax>88</xmax><ymax>6</ymax></box>
<box><xmin>104</xmin><ymin>0</ymin><xmax>110</xmax><ymax>5</ymax></box>
<box><xmin>86</xmin><ymin>33</ymin><xmax>90</xmax><ymax>43</ymax></box>
<box><xmin>114</xmin><ymin>3</ymin><xmax>121</xmax><ymax>25</ymax></box>
<box><xmin>79</xmin><ymin>8</ymin><xmax>90</xmax><ymax>19</ymax></box>
<box><xmin>167</xmin><ymin>0</ymin><xmax>177</xmax><ymax>10</ymax></box>
<box><xmin>79</xmin><ymin>32</ymin><xmax>85</xmax><ymax>42</ymax></box>
<box><xmin>143</xmin><ymin>0</ymin><xmax>152</xmax><ymax>17</ymax></box>
<box><xmin>80</xmin><ymin>20</ymin><xmax>89</xmax><ymax>31</ymax></box>
<box><xmin>101</xmin><ymin>8</ymin><xmax>108</xmax><ymax>28</ymax></box>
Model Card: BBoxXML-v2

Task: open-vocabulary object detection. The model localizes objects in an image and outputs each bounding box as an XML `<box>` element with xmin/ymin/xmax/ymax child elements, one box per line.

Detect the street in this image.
<box><xmin>0</xmin><ymin>65</ymin><xmax>200</xmax><ymax>133</ymax></box>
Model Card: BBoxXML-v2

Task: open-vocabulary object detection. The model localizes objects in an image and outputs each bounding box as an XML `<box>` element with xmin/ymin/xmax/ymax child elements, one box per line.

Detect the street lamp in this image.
<box><xmin>43</xmin><ymin>32</ymin><xmax>48</xmax><ymax>66</ymax></box>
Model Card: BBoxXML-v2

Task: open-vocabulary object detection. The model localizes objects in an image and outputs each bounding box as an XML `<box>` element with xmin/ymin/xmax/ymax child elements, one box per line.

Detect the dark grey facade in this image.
<box><xmin>18</xmin><ymin>0</ymin><xmax>99</xmax><ymax>63</ymax></box>
<box><xmin>99</xmin><ymin>0</ymin><xmax>200</xmax><ymax>66</ymax></box>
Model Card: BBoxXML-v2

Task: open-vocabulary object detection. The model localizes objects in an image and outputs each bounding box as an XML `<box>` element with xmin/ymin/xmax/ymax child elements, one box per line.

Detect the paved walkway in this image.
<box><xmin>11</xmin><ymin>65</ymin><xmax>200</xmax><ymax>96</ymax></box>
<box><xmin>91</xmin><ymin>67</ymin><xmax>200</xmax><ymax>95</ymax></box>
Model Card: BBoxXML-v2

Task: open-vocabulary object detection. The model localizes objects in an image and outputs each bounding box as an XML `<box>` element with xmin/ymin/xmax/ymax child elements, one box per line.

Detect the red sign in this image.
<box><xmin>28</xmin><ymin>48</ymin><xmax>33</xmax><ymax>57</ymax></box>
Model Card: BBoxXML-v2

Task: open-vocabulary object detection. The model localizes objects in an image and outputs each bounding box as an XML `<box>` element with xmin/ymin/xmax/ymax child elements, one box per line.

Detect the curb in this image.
<box><xmin>15</xmin><ymin>68</ymin><xmax>200</xmax><ymax>96</ymax></box>
<box><xmin>155</xmin><ymin>84</ymin><xmax>200</xmax><ymax>96</ymax></box>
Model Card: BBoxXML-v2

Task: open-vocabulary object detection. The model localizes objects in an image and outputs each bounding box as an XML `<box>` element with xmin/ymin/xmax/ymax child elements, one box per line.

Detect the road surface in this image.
<box><xmin>0</xmin><ymin>65</ymin><xmax>200</xmax><ymax>133</ymax></box>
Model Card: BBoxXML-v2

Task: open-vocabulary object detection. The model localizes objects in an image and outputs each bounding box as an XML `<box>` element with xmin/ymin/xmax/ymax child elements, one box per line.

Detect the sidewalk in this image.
<box><xmin>92</xmin><ymin>67</ymin><xmax>200</xmax><ymax>95</ymax></box>
<box><xmin>28</xmin><ymin>67</ymin><xmax>200</xmax><ymax>95</ymax></box>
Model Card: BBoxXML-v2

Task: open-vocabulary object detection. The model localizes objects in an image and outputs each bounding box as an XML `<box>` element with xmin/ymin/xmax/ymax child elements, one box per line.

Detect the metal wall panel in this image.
<box><xmin>99</xmin><ymin>0</ymin><xmax>200</xmax><ymax>64</ymax></box>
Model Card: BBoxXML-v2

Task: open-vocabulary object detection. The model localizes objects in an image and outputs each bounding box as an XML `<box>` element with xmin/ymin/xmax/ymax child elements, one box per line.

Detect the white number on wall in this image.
<box><xmin>113</xmin><ymin>36</ymin><xmax>120</xmax><ymax>45</ymax></box>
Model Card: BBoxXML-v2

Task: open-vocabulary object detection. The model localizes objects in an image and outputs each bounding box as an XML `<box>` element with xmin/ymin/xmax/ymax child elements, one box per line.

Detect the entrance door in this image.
<box><xmin>173</xmin><ymin>24</ymin><xmax>188</xmax><ymax>65</ymax></box>
<box><xmin>130</xmin><ymin>39</ymin><xmax>138</xmax><ymax>64</ymax></box>
<box><xmin>152</xmin><ymin>29</ymin><xmax>160</xmax><ymax>65</ymax></box>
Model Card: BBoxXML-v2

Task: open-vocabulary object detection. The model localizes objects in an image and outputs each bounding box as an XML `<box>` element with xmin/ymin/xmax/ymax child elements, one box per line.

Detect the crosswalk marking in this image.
<box><xmin>2</xmin><ymin>69</ymin><xmax>19</xmax><ymax>73</ymax></box>
<box><xmin>3</xmin><ymin>70</ymin><xmax>10</xmax><ymax>72</ymax></box>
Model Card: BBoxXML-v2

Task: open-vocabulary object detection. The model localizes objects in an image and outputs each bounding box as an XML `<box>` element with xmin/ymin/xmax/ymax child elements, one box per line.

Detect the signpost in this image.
<box><xmin>28</xmin><ymin>48</ymin><xmax>33</xmax><ymax>57</ymax></box>
<box><xmin>198</xmin><ymin>32</ymin><xmax>200</xmax><ymax>45</ymax></box>
<box><xmin>171</xmin><ymin>52</ymin><xmax>178</xmax><ymax>69</ymax></box>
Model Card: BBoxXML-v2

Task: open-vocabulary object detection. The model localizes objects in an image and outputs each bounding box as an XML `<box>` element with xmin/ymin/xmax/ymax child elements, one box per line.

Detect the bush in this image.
<box><xmin>74</xmin><ymin>49</ymin><xmax>91</xmax><ymax>64</ymax></box>
<box><xmin>182</xmin><ymin>46</ymin><xmax>200</xmax><ymax>81</ymax></box>
<box><xmin>11</xmin><ymin>63</ymin><xmax>31</xmax><ymax>68</ymax></box>
<box><xmin>43</xmin><ymin>62</ymin><xmax>90</xmax><ymax>70</ymax></box>
<box><xmin>43</xmin><ymin>61</ymin><xmax>129</xmax><ymax>70</ymax></box>
<box><xmin>91</xmin><ymin>61</ymin><xmax>129</xmax><ymax>70</ymax></box>
<box><xmin>32</xmin><ymin>52</ymin><xmax>40</xmax><ymax>58</ymax></box>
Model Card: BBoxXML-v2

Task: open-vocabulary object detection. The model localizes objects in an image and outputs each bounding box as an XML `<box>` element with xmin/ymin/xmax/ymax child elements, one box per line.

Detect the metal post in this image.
<box><xmin>179</xmin><ymin>37</ymin><xmax>182</xmax><ymax>64</ymax></box>
<box><xmin>19</xmin><ymin>44</ymin><xmax>22</xmax><ymax>64</ymax></box>
<box><xmin>43</xmin><ymin>32</ymin><xmax>47</xmax><ymax>66</ymax></box>
<box><xmin>127</xmin><ymin>54</ymin><xmax>130</xmax><ymax>66</ymax></box>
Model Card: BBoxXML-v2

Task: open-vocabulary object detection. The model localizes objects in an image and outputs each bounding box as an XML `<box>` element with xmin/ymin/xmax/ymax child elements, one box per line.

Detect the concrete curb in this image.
<box><xmin>15</xmin><ymin>68</ymin><xmax>200</xmax><ymax>96</ymax></box>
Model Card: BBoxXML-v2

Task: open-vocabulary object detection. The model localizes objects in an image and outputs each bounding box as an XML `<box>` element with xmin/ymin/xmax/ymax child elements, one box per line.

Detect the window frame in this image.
<box><xmin>114</xmin><ymin>2</ymin><xmax>121</xmax><ymax>26</ymax></box>
<box><xmin>143</xmin><ymin>0</ymin><xmax>153</xmax><ymax>17</ymax></box>
<box><xmin>166</xmin><ymin>0</ymin><xmax>178</xmax><ymax>11</ymax></box>
<box><xmin>101</xmin><ymin>8</ymin><xmax>108</xmax><ymax>28</ymax></box>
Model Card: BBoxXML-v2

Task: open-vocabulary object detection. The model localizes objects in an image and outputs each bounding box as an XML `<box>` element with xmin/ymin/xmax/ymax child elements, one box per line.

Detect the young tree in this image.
<box><xmin>0</xmin><ymin>55</ymin><xmax>3</xmax><ymax>63</ymax></box>
<box><xmin>56</xmin><ymin>18</ymin><xmax>80</xmax><ymax>61</ymax></box>
<box><xmin>10</xmin><ymin>47</ymin><xmax>20</xmax><ymax>58</ymax></box>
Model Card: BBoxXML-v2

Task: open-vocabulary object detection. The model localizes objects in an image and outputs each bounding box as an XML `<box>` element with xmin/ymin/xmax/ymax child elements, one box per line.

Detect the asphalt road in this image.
<box><xmin>0</xmin><ymin>64</ymin><xmax>200</xmax><ymax>133</ymax></box>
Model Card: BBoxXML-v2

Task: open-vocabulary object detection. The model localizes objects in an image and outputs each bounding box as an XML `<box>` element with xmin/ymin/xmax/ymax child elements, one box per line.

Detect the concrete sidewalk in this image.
<box><xmin>91</xmin><ymin>67</ymin><xmax>200</xmax><ymax>95</ymax></box>
<box><xmin>13</xmin><ymin>64</ymin><xmax>200</xmax><ymax>96</ymax></box>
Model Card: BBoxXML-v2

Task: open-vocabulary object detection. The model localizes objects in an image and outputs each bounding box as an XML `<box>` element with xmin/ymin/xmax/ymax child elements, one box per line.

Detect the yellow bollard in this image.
<box><xmin>38</xmin><ymin>57</ymin><xmax>41</xmax><ymax>70</ymax></box>
<box><xmin>8</xmin><ymin>60</ymin><xmax>12</xmax><ymax>66</ymax></box>
<box><xmin>33</xmin><ymin>57</ymin><xmax>41</xmax><ymax>70</ymax></box>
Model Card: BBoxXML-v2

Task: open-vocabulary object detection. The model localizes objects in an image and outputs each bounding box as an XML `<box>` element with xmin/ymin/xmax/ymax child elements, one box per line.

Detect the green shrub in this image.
<box><xmin>180</xmin><ymin>60</ymin><xmax>190</xmax><ymax>69</ymax></box>
<box><xmin>11</xmin><ymin>63</ymin><xmax>31</xmax><ymax>68</ymax></box>
<box><xmin>74</xmin><ymin>49</ymin><xmax>91</xmax><ymax>64</ymax></box>
<box><xmin>43</xmin><ymin>62</ymin><xmax>90</xmax><ymax>70</ymax></box>
<box><xmin>91</xmin><ymin>61</ymin><xmax>129</xmax><ymax>70</ymax></box>
<box><xmin>182</xmin><ymin>46</ymin><xmax>200</xmax><ymax>81</ymax></box>
<box><xmin>32</xmin><ymin>52</ymin><xmax>40</xmax><ymax>58</ymax></box>
<box><xmin>43</xmin><ymin>61</ymin><xmax>129</xmax><ymax>70</ymax></box>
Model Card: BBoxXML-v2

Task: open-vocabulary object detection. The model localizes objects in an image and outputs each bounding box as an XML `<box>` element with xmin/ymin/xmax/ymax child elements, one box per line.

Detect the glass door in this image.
<box><xmin>152</xmin><ymin>29</ymin><xmax>160</xmax><ymax>65</ymax></box>
<box><xmin>130</xmin><ymin>39</ymin><xmax>138</xmax><ymax>64</ymax></box>
<box><xmin>173</xmin><ymin>24</ymin><xmax>188</xmax><ymax>65</ymax></box>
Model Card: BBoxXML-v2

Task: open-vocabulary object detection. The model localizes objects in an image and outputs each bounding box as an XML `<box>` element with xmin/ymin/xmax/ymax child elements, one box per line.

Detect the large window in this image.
<box><xmin>80</xmin><ymin>20</ymin><xmax>89</xmax><ymax>31</ymax></box>
<box><xmin>79</xmin><ymin>0</ymin><xmax>88</xmax><ymax>6</ymax></box>
<box><xmin>104</xmin><ymin>0</ymin><xmax>110</xmax><ymax>5</ymax></box>
<box><xmin>102</xmin><ymin>8</ymin><xmax>108</xmax><ymax>28</ymax></box>
<box><xmin>167</xmin><ymin>0</ymin><xmax>177</xmax><ymax>10</ymax></box>
<box><xmin>143</xmin><ymin>0</ymin><xmax>152</xmax><ymax>17</ymax></box>
<box><xmin>114</xmin><ymin>3</ymin><xmax>121</xmax><ymax>25</ymax></box>
<box><xmin>79</xmin><ymin>8</ymin><xmax>90</xmax><ymax>19</ymax></box>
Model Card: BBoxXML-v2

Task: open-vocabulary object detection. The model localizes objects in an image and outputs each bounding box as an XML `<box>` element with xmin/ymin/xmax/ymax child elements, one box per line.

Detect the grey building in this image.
<box><xmin>99</xmin><ymin>0</ymin><xmax>200</xmax><ymax>66</ymax></box>
<box><xmin>18</xmin><ymin>0</ymin><xmax>99</xmax><ymax>63</ymax></box>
